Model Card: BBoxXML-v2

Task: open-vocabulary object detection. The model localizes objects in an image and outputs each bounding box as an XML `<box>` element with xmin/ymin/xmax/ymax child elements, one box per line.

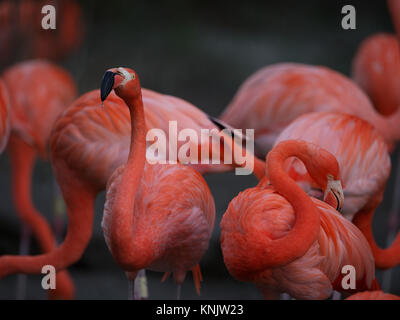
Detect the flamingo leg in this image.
<box><xmin>52</xmin><ymin>179</ymin><xmax>66</xmax><ymax>243</ymax></box>
<box><xmin>382</xmin><ymin>152</ymin><xmax>400</xmax><ymax>292</ymax></box>
<box><xmin>176</xmin><ymin>284</ymin><xmax>182</xmax><ymax>300</ymax></box>
<box><xmin>129</xmin><ymin>269</ymin><xmax>148</xmax><ymax>300</ymax></box>
<box><xmin>15</xmin><ymin>225</ymin><xmax>31</xmax><ymax>300</ymax></box>
<box><xmin>280</xmin><ymin>293</ymin><xmax>291</xmax><ymax>300</ymax></box>
<box><xmin>331</xmin><ymin>291</ymin><xmax>342</xmax><ymax>300</ymax></box>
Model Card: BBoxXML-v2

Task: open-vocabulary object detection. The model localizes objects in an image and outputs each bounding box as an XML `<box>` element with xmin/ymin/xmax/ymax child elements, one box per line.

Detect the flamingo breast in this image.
<box><xmin>3</xmin><ymin>60</ymin><xmax>77</xmax><ymax>157</ymax></box>
<box><xmin>102</xmin><ymin>162</ymin><xmax>215</xmax><ymax>273</ymax></box>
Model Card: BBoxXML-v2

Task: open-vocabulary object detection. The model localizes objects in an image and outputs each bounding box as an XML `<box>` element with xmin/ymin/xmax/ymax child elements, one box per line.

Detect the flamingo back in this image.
<box><xmin>50</xmin><ymin>88</ymin><xmax>231</xmax><ymax>191</ymax></box>
<box><xmin>220</xmin><ymin>63</ymin><xmax>383</xmax><ymax>152</ymax></box>
<box><xmin>3</xmin><ymin>60</ymin><xmax>77</xmax><ymax>157</ymax></box>
<box><xmin>274</xmin><ymin>112</ymin><xmax>391</xmax><ymax>220</ymax></box>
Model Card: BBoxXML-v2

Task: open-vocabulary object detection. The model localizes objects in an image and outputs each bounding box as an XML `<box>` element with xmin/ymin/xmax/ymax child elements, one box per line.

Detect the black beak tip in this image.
<box><xmin>100</xmin><ymin>71</ymin><xmax>116</xmax><ymax>102</ymax></box>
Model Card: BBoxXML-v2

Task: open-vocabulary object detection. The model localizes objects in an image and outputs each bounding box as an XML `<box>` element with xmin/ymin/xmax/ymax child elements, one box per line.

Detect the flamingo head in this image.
<box><xmin>100</xmin><ymin>67</ymin><xmax>140</xmax><ymax>102</ymax></box>
<box><xmin>307</xmin><ymin>147</ymin><xmax>344</xmax><ymax>212</ymax></box>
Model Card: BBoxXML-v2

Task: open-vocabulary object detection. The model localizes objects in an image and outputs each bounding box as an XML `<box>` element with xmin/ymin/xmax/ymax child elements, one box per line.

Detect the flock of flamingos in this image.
<box><xmin>1</xmin><ymin>0</ymin><xmax>400</xmax><ymax>300</ymax></box>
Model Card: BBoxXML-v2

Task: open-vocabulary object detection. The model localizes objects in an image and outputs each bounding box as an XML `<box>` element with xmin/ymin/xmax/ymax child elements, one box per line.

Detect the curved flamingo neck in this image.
<box><xmin>261</xmin><ymin>141</ymin><xmax>323</xmax><ymax>268</ymax></box>
<box><xmin>353</xmin><ymin>193</ymin><xmax>400</xmax><ymax>269</ymax></box>
<box><xmin>109</xmin><ymin>86</ymin><xmax>151</xmax><ymax>271</ymax></box>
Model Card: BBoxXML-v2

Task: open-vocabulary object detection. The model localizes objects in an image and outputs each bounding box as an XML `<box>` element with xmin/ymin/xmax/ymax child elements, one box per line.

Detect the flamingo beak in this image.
<box><xmin>100</xmin><ymin>71</ymin><xmax>116</xmax><ymax>102</ymax></box>
<box><xmin>324</xmin><ymin>178</ymin><xmax>344</xmax><ymax>213</ymax></box>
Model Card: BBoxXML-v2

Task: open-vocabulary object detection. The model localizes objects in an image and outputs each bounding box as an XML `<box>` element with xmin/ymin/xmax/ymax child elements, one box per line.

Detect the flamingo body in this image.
<box><xmin>1</xmin><ymin>59</ymin><xmax>77</xmax><ymax>299</ymax></box>
<box><xmin>221</xmin><ymin>186</ymin><xmax>375</xmax><ymax>299</ymax></box>
<box><xmin>352</xmin><ymin>33</ymin><xmax>400</xmax><ymax>116</ymax></box>
<box><xmin>274</xmin><ymin>112</ymin><xmax>391</xmax><ymax>221</ymax></box>
<box><xmin>103</xmin><ymin>162</ymin><xmax>215</xmax><ymax>284</ymax></box>
<box><xmin>346</xmin><ymin>290</ymin><xmax>400</xmax><ymax>300</ymax></box>
<box><xmin>220</xmin><ymin>63</ymin><xmax>400</xmax><ymax>152</ymax></box>
<box><xmin>0</xmin><ymin>0</ymin><xmax>84</xmax><ymax>65</ymax></box>
<box><xmin>3</xmin><ymin>59</ymin><xmax>77</xmax><ymax>156</ymax></box>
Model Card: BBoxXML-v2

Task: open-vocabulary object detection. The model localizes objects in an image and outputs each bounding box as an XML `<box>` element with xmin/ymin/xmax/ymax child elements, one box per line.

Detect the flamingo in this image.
<box><xmin>0</xmin><ymin>71</ymin><xmax>263</xmax><ymax>297</ymax></box>
<box><xmin>220</xmin><ymin>63</ymin><xmax>400</xmax><ymax>155</ymax></box>
<box><xmin>346</xmin><ymin>290</ymin><xmax>400</xmax><ymax>300</ymax></box>
<box><xmin>0</xmin><ymin>0</ymin><xmax>84</xmax><ymax>67</ymax></box>
<box><xmin>352</xmin><ymin>33</ymin><xmax>400</xmax><ymax>117</ymax></box>
<box><xmin>220</xmin><ymin>140</ymin><xmax>379</xmax><ymax>299</ymax></box>
<box><xmin>272</xmin><ymin>112</ymin><xmax>400</xmax><ymax>271</ymax></box>
<box><xmin>100</xmin><ymin>67</ymin><xmax>218</xmax><ymax>298</ymax></box>
<box><xmin>2</xmin><ymin>59</ymin><xmax>77</xmax><ymax>299</ymax></box>
<box><xmin>352</xmin><ymin>0</ymin><xmax>400</xmax><ymax>286</ymax></box>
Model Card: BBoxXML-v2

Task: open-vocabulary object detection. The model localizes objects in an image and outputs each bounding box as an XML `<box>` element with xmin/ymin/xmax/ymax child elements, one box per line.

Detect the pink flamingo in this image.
<box><xmin>220</xmin><ymin>63</ymin><xmax>400</xmax><ymax>155</ymax></box>
<box><xmin>221</xmin><ymin>140</ymin><xmax>379</xmax><ymax>299</ymax></box>
<box><xmin>0</xmin><ymin>72</ymin><xmax>262</xmax><ymax>298</ymax></box>
<box><xmin>2</xmin><ymin>60</ymin><xmax>76</xmax><ymax>299</ymax></box>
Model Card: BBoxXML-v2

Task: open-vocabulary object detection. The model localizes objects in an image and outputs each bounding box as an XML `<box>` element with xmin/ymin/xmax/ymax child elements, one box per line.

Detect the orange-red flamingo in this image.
<box><xmin>0</xmin><ymin>73</ymin><xmax>262</xmax><ymax>296</ymax></box>
<box><xmin>346</xmin><ymin>290</ymin><xmax>400</xmax><ymax>300</ymax></box>
<box><xmin>0</xmin><ymin>0</ymin><xmax>84</xmax><ymax>67</ymax></box>
<box><xmin>2</xmin><ymin>60</ymin><xmax>77</xmax><ymax>299</ymax></box>
<box><xmin>352</xmin><ymin>0</ymin><xmax>400</xmax><ymax>288</ymax></box>
<box><xmin>0</xmin><ymin>78</ymin><xmax>10</xmax><ymax>153</ymax></box>
<box><xmin>352</xmin><ymin>33</ymin><xmax>400</xmax><ymax>117</ymax></box>
<box><xmin>100</xmin><ymin>67</ymin><xmax>217</xmax><ymax>298</ymax></box>
<box><xmin>272</xmin><ymin>113</ymin><xmax>400</xmax><ymax>270</ymax></box>
<box><xmin>220</xmin><ymin>63</ymin><xmax>400</xmax><ymax>155</ymax></box>
<box><xmin>220</xmin><ymin>140</ymin><xmax>379</xmax><ymax>299</ymax></box>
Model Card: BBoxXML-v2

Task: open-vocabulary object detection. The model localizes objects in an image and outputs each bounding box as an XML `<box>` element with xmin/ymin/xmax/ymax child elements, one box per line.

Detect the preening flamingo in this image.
<box><xmin>100</xmin><ymin>67</ymin><xmax>218</xmax><ymax>298</ymax></box>
<box><xmin>220</xmin><ymin>63</ymin><xmax>400</xmax><ymax>154</ymax></box>
<box><xmin>0</xmin><ymin>73</ymin><xmax>262</xmax><ymax>297</ymax></box>
<box><xmin>2</xmin><ymin>60</ymin><xmax>77</xmax><ymax>299</ymax></box>
<box><xmin>352</xmin><ymin>0</ymin><xmax>400</xmax><ymax>282</ymax></box>
<box><xmin>346</xmin><ymin>290</ymin><xmax>400</xmax><ymax>300</ymax></box>
<box><xmin>273</xmin><ymin>112</ymin><xmax>390</xmax><ymax>222</ymax></box>
<box><xmin>272</xmin><ymin>112</ymin><xmax>400</xmax><ymax>271</ymax></box>
<box><xmin>220</xmin><ymin>140</ymin><xmax>378</xmax><ymax>299</ymax></box>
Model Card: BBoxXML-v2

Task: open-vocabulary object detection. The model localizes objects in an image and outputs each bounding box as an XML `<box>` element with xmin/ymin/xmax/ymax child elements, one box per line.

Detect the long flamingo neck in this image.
<box><xmin>109</xmin><ymin>88</ymin><xmax>151</xmax><ymax>271</ymax></box>
<box><xmin>0</xmin><ymin>163</ymin><xmax>96</xmax><ymax>281</ymax></box>
<box><xmin>353</xmin><ymin>193</ymin><xmax>400</xmax><ymax>270</ymax></box>
<box><xmin>7</xmin><ymin>134</ymin><xmax>75</xmax><ymax>299</ymax></box>
<box><xmin>261</xmin><ymin>141</ymin><xmax>321</xmax><ymax>268</ymax></box>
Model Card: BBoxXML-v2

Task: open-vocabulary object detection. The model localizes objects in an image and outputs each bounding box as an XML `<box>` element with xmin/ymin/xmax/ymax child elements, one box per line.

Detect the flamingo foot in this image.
<box><xmin>383</xmin><ymin>153</ymin><xmax>400</xmax><ymax>292</ymax></box>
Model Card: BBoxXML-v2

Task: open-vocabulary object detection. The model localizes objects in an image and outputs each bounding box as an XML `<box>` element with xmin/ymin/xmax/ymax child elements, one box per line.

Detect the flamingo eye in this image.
<box><xmin>131</xmin><ymin>73</ymin><xmax>136</xmax><ymax>79</ymax></box>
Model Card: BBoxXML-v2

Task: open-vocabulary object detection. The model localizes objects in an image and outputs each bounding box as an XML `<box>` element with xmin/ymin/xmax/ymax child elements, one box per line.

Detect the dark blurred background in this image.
<box><xmin>0</xmin><ymin>0</ymin><xmax>399</xmax><ymax>299</ymax></box>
